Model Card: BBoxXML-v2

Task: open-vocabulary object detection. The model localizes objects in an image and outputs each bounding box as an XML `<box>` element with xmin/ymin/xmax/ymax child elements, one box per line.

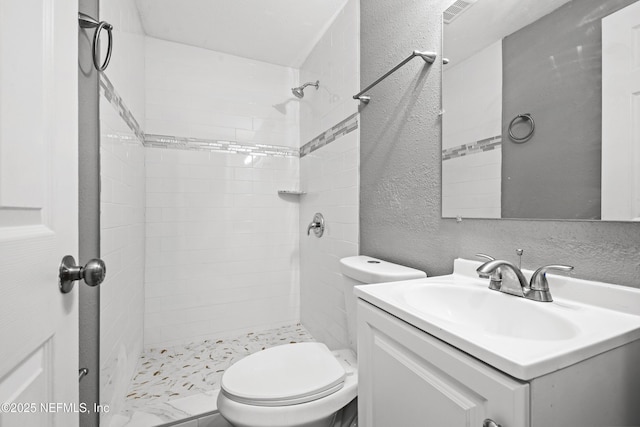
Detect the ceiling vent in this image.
<box><xmin>443</xmin><ymin>0</ymin><xmax>478</xmax><ymax>24</ymax></box>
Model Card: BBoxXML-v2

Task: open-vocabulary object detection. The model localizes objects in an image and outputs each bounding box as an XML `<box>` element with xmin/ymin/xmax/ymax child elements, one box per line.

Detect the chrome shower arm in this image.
<box><xmin>299</xmin><ymin>81</ymin><xmax>319</xmax><ymax>90</ymax></box>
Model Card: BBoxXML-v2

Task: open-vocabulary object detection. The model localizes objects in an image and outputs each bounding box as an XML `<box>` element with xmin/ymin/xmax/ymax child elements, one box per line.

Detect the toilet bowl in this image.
<box><xmin>217</xmin><ymin>256</ymin><xmax>426</xmax><ymax>427</ymax></box>
<box><xmin>217</xmin><ymin>343</ymin><xmax>357</xmax><ymax>427</ymax></box>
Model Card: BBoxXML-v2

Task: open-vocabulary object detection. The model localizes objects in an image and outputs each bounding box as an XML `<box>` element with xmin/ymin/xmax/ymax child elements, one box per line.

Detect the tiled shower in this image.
<box><xmin>96</xmin><ymin>0</ymin><xmax>360</xmax><ymax>425</ymax></box>
<box><xmin>441</xmin><ymin>40</ymin><xmax>502</xmax><ymax>219</ymax></box>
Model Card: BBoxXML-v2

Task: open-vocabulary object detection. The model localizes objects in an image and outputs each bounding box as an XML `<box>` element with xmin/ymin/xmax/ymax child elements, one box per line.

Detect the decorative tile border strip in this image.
<box><xmin>144</xmin><ymin>134</ymin><xmax>300</xmax><ymax>157</ymax></box>
<box><xmin>442</xmin><ymin>135</ymin><xmax>502</xmax><ymax>161</ymax></box>
<box><xmin>101</xmin><ymin>72</ymin><xmax>357</xmax><ymax>159</ymax></box>
<box><xmin>99</xmin><ymin>73</ymin><xmax>145</xmax><ymax>143</ymax></box>
<box><xmin>300</xmin><ymin>112</ymin><xmax>359</xmax><ymax>158</ymax></box>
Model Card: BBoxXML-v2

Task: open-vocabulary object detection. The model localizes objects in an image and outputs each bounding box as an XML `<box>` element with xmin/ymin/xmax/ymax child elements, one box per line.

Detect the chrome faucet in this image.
<box><xmin>475</xmin><ymin>254</ymin><xmax>502</xmax><ymax>291</ymax></box>
<box><xmin>476</xmin><ymin>259</ymin><xmax>574</xmax><ymax>302</ymax></box>
<box><xmin>477</xmin><ymin>259</ymin><xmax>529</xmax><ymax>297</ymax></box>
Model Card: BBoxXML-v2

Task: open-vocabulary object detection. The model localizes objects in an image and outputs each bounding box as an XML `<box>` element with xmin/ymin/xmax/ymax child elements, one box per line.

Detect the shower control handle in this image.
<box><xmin>307</xmin><ymin>213</ymin><xmax>325</xmax><ymax>238</ymax></box>
<box><xmin>59</xmin><ymin>255</ymin><xmax>106</xmax><ymax>293</ymax></box>
<box><xmin>307</xmin><ymin>222</ymin><xmax>320</xmax><ymax>235</ymax></box>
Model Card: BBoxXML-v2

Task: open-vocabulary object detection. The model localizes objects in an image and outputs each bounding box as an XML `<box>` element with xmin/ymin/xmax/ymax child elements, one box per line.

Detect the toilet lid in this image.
<box><xmin>221</xmin><ymin>342</ymin><xmax>346</xmax><ymax>407</ymax></box>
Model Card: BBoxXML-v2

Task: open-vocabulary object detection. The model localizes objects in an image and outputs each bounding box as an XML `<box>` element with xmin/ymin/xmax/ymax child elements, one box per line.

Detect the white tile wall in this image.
<box><xmin>442</xmin><ymin>40</ymin><xmax>502</xmax><ymax>217</ymax></box>
<box><xmin>145</xmin><ymin>37</ymin><xmax>300</xmax><ymax>148</ymax></box>
<box><xmin>300</xmin><ymin>130</ymin><xmax>359</xmax><ymax>351</ymax></box>
<box><xmin>98</xmin><ymin>5</ymin><xmax>360</xmax><ymax>420</ymax></box>
<box><xmin>442</xmin><ymin>40</ymin><xmax>502</xmax><ymax>149</ymax></box>
<box><xmin>298</xmin><ymin>0</ymin><xmax>360</xmax><ymax>352</ymax></box>
<box><xmin>299</xmin><ymin>0</ymin><xmax>360</xmax><ymax>145</ymax></box>
<box><xmin>442</xmin><ymin>149</ymin><xmax>502</xmax><ymax>218</ymax></box>
<box><xmin>99</xmin><ymin>97</ymin><xmax>146</xmax><ymax>427</ymax></box>
<box><xmin>100</xmin><ymin>0</ymin><xmax>145</xmax><ymax>121</ymax></box>
<box><xmin>99</xmin><ymin>3</ymin><xmax>146</xmax><ymax>425</ymax></box>
<box><xmin>144</xmin><ymin>148</ymin><xmax>301</xmax><ymax>347</ymax></box>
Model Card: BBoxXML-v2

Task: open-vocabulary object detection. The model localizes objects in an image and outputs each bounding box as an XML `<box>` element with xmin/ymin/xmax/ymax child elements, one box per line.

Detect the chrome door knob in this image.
<box><xmin>483</xmin><ymin>419</ymin><xmax>502</xmax><ymax>427</ymax></box>
<box><xmin>59</xmin><ymin>255</ymin><xmax>106</xmax><ymax>293</ymax></box>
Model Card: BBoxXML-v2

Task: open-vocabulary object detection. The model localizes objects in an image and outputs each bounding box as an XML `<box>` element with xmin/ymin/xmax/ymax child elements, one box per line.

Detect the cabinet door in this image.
<box><xmin>357</xmin><ymin>300</ymin><xmax>529</xmax><ymax>427</ymax></box>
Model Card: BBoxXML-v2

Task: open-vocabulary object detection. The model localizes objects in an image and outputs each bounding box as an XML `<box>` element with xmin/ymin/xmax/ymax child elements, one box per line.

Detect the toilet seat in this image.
<box><xmin>221</xmin><ymin>342</ymin><xmax>346</xmax><ymax>407</ymax></box>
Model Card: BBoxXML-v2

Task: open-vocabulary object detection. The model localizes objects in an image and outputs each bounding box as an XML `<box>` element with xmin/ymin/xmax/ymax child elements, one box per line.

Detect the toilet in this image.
<box><xmin>217</xmin><ymin>255</ymin><xmax>426</xmax><ymax>427</ymax></box>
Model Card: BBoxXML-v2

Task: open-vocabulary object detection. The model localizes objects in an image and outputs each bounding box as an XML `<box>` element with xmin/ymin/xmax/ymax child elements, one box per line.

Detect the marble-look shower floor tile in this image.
<box><xmin>111</xmin><ymin>323</ymin><xmax>315</xmax><ymax>426</ymax></box>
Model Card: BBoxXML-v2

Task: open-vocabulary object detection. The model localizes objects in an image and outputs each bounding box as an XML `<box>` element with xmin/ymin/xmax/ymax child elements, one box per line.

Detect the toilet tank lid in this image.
<box><xmin>340</xmin><ymin>255</ymin><xmax>427</xmax><ymax>284</ymax></box>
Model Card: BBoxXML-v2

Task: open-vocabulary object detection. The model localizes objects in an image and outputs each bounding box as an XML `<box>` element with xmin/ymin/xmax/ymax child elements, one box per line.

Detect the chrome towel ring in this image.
<box><xmin>508</xmin><ymin>113</ymin><xmax>535</xmax><ymax>143</ymax></box>
<box><xmin>79</xmin><ymin>13</ymin><xmax>113</xmax><ymax>71</ymax></box>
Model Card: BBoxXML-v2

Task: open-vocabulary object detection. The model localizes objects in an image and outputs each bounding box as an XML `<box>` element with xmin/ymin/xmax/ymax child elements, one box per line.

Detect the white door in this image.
<box><xmin>0</xmin><ymin>0</ymin><xmax>79</xmax><ymax>426</ymax></box>
<box><xmin>602</xmin><ymin>1</ymin><xmax>640</xmax><ymax>221</ymax></box>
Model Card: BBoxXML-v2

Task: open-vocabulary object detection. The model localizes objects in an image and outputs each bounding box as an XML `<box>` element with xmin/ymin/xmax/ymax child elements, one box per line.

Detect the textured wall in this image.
<box><xmin>360</xmin><ymin>0</ymin><xmax>640</xmax><ymax>288</ymax></box>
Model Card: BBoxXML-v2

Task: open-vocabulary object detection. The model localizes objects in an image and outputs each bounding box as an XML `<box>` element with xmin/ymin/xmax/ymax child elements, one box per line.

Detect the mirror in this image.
<box><xmin>441</xmin><ymin>0</ymin><xmax>640</xmax><ymax>221</ymax></box>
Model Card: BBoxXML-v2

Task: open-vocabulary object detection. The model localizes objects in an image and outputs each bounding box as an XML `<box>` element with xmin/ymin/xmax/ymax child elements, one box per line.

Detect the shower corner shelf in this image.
<box><xmin>278</xmin><ymin>190</ymin><xmax>306</xmax><ymax>196</ymax></box>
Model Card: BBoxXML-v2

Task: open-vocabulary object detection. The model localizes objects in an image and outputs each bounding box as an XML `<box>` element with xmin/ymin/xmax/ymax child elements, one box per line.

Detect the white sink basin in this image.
<box><xmin>404</xmin><ymin>284</ymin><xmax>579</xmax><ymax>341</ymax></box>
<box><xmin>354</xmin><ymin>258</ymin><xmax>640</xmax><ymax>380</ymax></box>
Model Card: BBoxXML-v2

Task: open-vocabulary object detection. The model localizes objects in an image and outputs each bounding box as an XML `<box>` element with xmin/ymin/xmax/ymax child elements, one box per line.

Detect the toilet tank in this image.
<box><xmin>340</xmin><ymin>255</ymin><xmax>427</xmax><ymax>284</ymax></box>
<box><xmin>339</xmin><ymin>256</ymin><xmax>426</xmax><ymax>353</ymax></box>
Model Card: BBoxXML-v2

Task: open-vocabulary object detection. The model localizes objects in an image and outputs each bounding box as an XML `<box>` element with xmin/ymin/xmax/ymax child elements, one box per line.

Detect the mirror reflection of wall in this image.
<box><xmin>442</xmin><ymin>0</ymin><xmax>640</xmax><ymax>221</ymax></box>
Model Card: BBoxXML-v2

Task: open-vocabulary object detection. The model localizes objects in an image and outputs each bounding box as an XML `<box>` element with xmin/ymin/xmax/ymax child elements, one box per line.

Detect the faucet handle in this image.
<box><xmin>530</xmin><ymin>264</ymin><xmax>574</xmax><ymax>291</ymax></box>
<box><xmin>307</xmin><ymin>213</ymin><xmax>325</xmax><ymax>237</ymax></box>
<box><xmin>475</xmin><ymin>254</ymin><xmax>495</xmax><ymax>278</ymax></box>
<box><xmin>475</xmin><ymin>253</ymin><xmax>495</xmax><ymax>262</ymax></box>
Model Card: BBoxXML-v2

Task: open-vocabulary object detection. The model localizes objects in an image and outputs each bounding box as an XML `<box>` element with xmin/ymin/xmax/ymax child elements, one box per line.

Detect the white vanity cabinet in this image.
<box><xmin>357</xmin><ymin>299</ymin><xmax>529</xmax><ymax>427</ymax></box>
<box><xmin>357</xmin><ymin>299</ymin><xmax>640</xmax><ymax>427</ymax></box>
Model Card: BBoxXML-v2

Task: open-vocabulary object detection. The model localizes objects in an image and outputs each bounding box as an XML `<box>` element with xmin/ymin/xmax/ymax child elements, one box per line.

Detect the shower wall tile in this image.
<box><xmin>99</xmin><ymin>79</ymin><xmax>146</xmax><ymax>427</ymax></box>
<box><xmin>300</xmin><ymin>130</ymin><xmax>359</xmax><ymax>352</ymax></box>
<box><xmin>100</xmin><ymin>0</ymin><xmax>145</xmax><ymax>123</ymax></box>
<box><xmin>99</xmin><ymin>2</ymin><xmax>146</xmax><ymax>426</ymax></box>
<box><xmin>442</xmin><ymin>40</ymin><xmax>502</xmax><ymax>150</ymax></box>
<box><xmin>299</xmin><ymin>0</ymin><xmax>360</xmax><ymax>144</ymax></box>
<box><xmin>145</xmin><ymin>37</ymin><xmax>300</xmax><ymax>149</ymax></box>
<box><xmin>298</xmin><ymin>0</ymin><xmax>360</xmax><ymax>352</ymax></box>
<box><xmin>144</xmin><ymin>147</ymin><xmax>300</xmax><ymax>348</ymax></box>
<box><xmin>441</xmin><ymin>40</ymin><xmax>502</xmax><ymax>218</ymax></box>
<box><xmin>442</xmin><ymin>149</ymin><xmax>502</xmax><ymax>219</ymax></box>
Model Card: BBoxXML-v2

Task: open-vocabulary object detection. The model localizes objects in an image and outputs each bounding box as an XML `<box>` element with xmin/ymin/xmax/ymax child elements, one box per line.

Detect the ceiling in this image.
<box><xmin>135</xmin><ymin>0</ymin><xmax>349</xmax><ymax>68</ymax></box>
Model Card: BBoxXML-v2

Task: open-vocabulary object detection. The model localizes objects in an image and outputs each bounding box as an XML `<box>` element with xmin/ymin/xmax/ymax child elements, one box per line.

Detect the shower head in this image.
<box><xmin>291</xmin><ymin>80</ymin><xmax>319</xmax><ymax>98</ymax></box>
<box><xmin>292</xmin><ymin>87</ymin><xmax>305</xmax><ymax>98</ymax></box>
